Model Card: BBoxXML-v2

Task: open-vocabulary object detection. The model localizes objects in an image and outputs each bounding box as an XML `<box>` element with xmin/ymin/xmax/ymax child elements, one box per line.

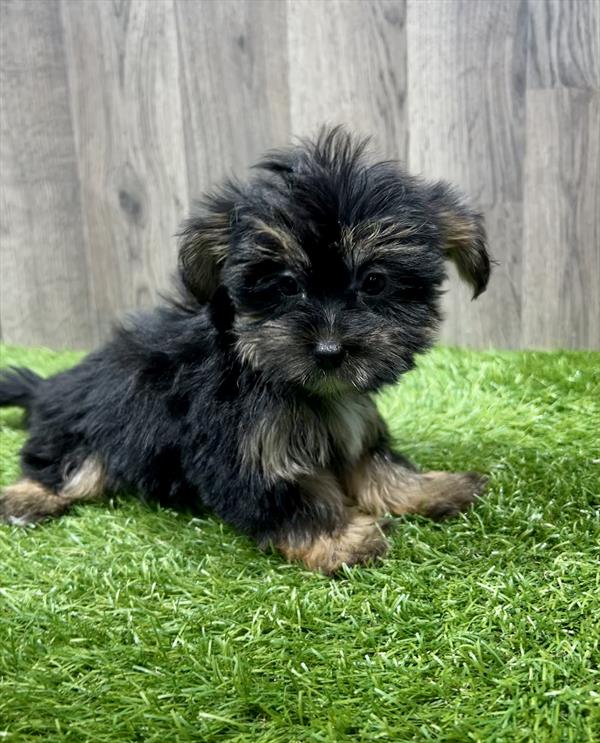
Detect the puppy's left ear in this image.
<box><xmin>427</xmin><ymin>182</ymin><xmax>490</xmax><ymax>298</ymax></box>
<box><xmin>178</xmin><ymin>189</ymin><xmax>237</xmax><ymax>303</ymax></box>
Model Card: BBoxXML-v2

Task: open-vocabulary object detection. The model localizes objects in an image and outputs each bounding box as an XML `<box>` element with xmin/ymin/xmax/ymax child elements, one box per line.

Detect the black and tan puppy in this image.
<box><xmin>0</xmin><ymin>127</ymin><xmax>490</xmax><ymax>573</ymax></box>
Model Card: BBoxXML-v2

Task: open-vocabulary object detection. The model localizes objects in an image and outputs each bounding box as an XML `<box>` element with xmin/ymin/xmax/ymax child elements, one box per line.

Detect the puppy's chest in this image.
<box><xmin>243</xmin><ymin>395</ymin><xmax>383</xmax><ymax>483</ymax></box>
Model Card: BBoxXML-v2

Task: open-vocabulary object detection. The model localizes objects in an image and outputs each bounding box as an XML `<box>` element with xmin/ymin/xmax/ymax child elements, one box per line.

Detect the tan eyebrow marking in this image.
<box><xmin>250</xmin><ymin>219</ymin><xmax>310</xmax><ymax>269</ymax></box>
<box><xmin>340</xmin><ymin>219</ymin><xmax>427</xmax><ymax>264</ymax></box>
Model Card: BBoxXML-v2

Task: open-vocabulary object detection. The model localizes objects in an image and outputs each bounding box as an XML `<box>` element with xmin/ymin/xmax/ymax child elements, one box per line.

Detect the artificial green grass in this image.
<box><xmin>0</xmin><ymin>343</ymin><xmax>598</xmax><ymax>742</ymax></box>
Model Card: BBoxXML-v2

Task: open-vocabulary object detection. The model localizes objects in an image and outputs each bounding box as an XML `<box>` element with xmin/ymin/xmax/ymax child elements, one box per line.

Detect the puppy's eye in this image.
<box><xmin>278</xmin><ymin>274</ymin><xmax>301</xmax><ymax>297</ymax></box>
<box><xmin>360</xmin><ymin>272</ymin><xmax>387</xmax><ymax>296</ymax></box>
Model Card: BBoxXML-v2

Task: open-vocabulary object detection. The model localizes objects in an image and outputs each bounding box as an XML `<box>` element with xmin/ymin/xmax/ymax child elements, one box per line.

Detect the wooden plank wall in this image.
<box><xmin>1</xmin><ymin>0</ymin><xmax>598</xmax><ymax>350</ymax></box>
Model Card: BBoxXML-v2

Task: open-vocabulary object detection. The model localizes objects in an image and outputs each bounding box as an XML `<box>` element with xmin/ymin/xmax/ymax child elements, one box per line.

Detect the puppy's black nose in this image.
<box><xmin>314</xmin><ymin>340</ymin><xmax>346</xmax><ymax>370</ymax></box>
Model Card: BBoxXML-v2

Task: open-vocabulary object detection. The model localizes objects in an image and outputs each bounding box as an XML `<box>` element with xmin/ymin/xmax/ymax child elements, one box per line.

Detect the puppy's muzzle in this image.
<box><xmin>313</xmin><ymin>340</ymin><xmax>346</xmax><ymax>370</ymax></box>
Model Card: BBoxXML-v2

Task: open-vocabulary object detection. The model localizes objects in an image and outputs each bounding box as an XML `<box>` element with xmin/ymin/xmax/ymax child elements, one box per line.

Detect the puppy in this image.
<box><xmin>0</xmin><ymin>127</ymin><xmax>490</xmax><ymax>574</ymax></box>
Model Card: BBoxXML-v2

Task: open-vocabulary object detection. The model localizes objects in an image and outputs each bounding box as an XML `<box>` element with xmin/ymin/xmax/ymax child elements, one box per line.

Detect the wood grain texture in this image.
<box><xmin>288</xmin><ymin>0</ymin><xmax>407</xmax><ymax>160</ymax></box>
<box><xmin>522</xmin><ymin>88</ymin><xmax>600</xmax><ymax>349</ymax></box>
<box><xmin>528</xmin><ymin>0</ymin><xmax>600</xmax><ymax>89</ymax></box>
<box><xmin>0</xmin><ymin>0</ymin><xmax>598</xmax><ymax>350</ymax></box>
<box><xmin>61</xmin><ymin>0</ymin><xmax>189</xmax><ymax>341</ymax></box>
<box><xmin>0</xmin><ymin>0</ymin><xmax>94</xmax><ymax>348</ymax></box>
<box><xmin>175</xmin><ymin>0</ymin><xmax>290</xmax><ymax>198</ymax></box>
<box><xmin>407</xmin><ymin>0</ymin><xmax>528</xmax><ymax>349</ymax></box>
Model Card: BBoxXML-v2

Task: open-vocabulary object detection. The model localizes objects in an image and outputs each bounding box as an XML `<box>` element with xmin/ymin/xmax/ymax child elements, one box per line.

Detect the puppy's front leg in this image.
<box><xmin>345</xmin><ymin>449</ymin><xmax>487</xmax><ymax>520</ymax></box>
<box><xmin>273</xmin><ymin>471</ymin><xmax>390</xmax><ymax>574</ymax></box>
<box><xmin>206</xmin><ymin>468</ymin><xmax>390</xmax><ymax>574</ymax></box>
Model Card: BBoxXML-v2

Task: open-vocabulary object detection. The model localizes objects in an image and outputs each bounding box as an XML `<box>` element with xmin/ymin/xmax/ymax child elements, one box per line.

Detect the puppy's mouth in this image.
<box><xmin>304</xmin><ymin>367</ymin><xmax>355</xmax><ymax>396</ymax></box>
<box><xmin>303</xmin><ymin>347</ymin><xmax>375</xmax><ymax>395</ymax></box>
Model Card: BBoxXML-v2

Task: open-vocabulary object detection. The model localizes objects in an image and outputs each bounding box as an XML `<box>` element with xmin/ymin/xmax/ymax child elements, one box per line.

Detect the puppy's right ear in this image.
<box><xmin>178</xmin><ymin>190</ymin><xmax>237</xmax><ymax>303</ymax></box>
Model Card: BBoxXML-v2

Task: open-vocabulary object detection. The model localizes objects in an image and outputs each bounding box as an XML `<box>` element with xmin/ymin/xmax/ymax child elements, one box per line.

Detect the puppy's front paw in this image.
<box><xmin>279</xmin><ymin>513</ymin><xmax>391</xmax><ymax>574</ymax></box>
<box><xmin>421</xmin><ymin>471</ymin><xmax>488</xmax><ymax>520</ymax></box>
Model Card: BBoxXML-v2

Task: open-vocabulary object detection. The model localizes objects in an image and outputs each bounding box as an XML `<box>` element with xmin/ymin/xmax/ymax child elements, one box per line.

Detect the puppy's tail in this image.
<box><xmin>0</xmin><ymin>367</ymin><xmax>43</xmax><ymax>414</ymax></box>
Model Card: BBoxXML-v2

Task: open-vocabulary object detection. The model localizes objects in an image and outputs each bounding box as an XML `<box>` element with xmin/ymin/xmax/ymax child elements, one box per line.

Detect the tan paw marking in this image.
<box><xmin>346</xmin><ymin>452</ymin><xmax>488</xmax><ymax>519</ymax></box>
<box><xmin>1</xmin><ymin>457</ymin><xmax>105</xmax><ymax>526</ymax></box>
<box><xmin>277</xmin><ymin>511</ymin><xmax>391</xmax><ymax>574</ymax></box>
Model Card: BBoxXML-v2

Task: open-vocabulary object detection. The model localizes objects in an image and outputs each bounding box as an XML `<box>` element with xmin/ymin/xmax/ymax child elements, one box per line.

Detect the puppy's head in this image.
<box><xmin>179</xmin><ymin>127</ymin><xmax>490</xmax><ymax>393</ymax></box>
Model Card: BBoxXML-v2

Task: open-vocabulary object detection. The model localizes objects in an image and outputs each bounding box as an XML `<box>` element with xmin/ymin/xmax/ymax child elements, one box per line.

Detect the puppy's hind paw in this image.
<box><xmin>0</xmin><ymin>480</ymin><xmax>66</xmax><ymax>526</ymax></box>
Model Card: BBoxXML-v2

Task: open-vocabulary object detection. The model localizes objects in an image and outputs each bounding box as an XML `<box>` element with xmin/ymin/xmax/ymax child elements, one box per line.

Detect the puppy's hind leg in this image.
<box><xmin>347</xmin><ymin>451</ymin><xmax>488</xmax><ymax>520</ymax></box>
<box><xmin>1</xmin><ymin>457</ymin><xmax>106</xmax><ymax>526</ymax></box>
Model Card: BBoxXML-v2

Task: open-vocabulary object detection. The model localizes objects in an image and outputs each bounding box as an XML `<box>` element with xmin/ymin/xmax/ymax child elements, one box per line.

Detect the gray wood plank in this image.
<box><xmin>175</xmin><ymin>0</ymin><xmax>290</xmax><ymax>199</ymax></box>
<box><xmin>407</xmin><ymin>0</ymin><xmax>528</xmax><ymax>348</ymax></box>
<box><xmin>288</xmin><ymin>0</ymin><xmax>407</xmax><ymax>161</ymax></box>
<box><xmin>61</xmin><ymin>0</ymin><xmax>189</xmax><ymax>341</ymax></box>
<box><xmin>1</xmin><ymin>0</ymin><xmax>599</xmax><ymax>351</ymax></box>
<box><xmin>0</xmin><ymin>0</ymin><xmax>94</xmax><ymax>348</ymax></box>
<box><xmin>522</xmin><ymin>88</ymin><xmax>600</xmax><ymax>349</ymax></box>
<box><xmin>528</xmin><ymin>0</ymin><xmax>600</xmax><ymax>89</ymax></box>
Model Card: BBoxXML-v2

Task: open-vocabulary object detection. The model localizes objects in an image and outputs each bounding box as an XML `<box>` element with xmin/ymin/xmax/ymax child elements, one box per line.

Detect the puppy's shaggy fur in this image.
<box><xmin>0</xmin><ymin>127</ymin><xmax>490</xmax><ymax>573</ymax></box>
